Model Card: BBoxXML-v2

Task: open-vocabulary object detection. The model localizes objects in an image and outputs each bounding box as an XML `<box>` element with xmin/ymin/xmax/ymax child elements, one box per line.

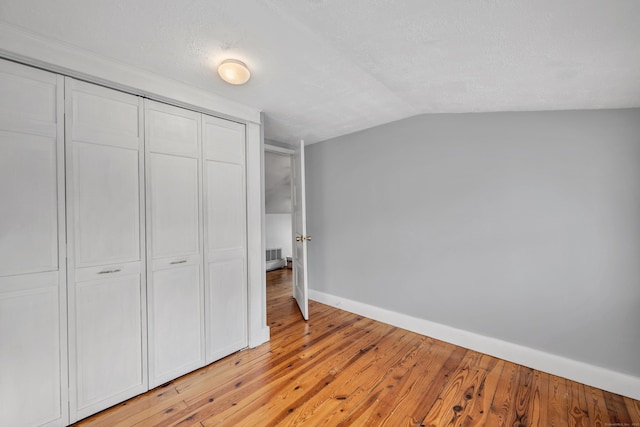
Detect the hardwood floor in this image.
<box><xmin>75</xmin><ymin>268</ymin><xmax>640</xmax><ymax>426</ymax></box>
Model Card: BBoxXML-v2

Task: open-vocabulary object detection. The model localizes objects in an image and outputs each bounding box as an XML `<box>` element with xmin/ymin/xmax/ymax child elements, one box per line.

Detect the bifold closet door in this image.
<box><xmin>145</xmin><ymin>100</ymin><xmax>205</xmax><ymax>387</ymax></box>
<box><xmin>66</xmin><ymin>79</ymin><xmax>147</xmax><ymax>422</ymax></box>
<box><xmin>202</xmin><ymin>115</ymin><xmax>248</xmax><ymax>363</ymax></box>
<box><xmin>0</xmin><ymin>60</ymin><xmax>67</xmax><ymax>427</ymax></box>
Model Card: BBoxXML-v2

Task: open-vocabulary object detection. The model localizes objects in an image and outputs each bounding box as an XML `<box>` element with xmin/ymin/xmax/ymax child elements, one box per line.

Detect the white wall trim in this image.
<box><xmin>264</xmin><ymin>144</ymin><xmax>294</xmax><ymax>155</ymax></box>
<box><xmin>250</xmin><ymin>327</ymin><xmax>272</xmax><ymax>348</ymax></box>
<box><xmin>309</xmin><ymin>289</ymin><xmax>640</xmax><ymax>400</ymax></box>
<box><xmin>247</xmin><ymin>120</ymin><xmax>270</xmax><ymax>348</ymax></box>
<box><xmin>0</xmin><ymin>22</ymin><xmax>261</xmax><ymax>124</ymax></box>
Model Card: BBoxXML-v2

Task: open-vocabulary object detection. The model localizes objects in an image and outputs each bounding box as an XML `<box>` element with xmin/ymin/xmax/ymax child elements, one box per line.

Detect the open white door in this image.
<box><xmin>292</xmin><ymin>140</ymin><xmax>310</xmax><ymax>320</ymax></box>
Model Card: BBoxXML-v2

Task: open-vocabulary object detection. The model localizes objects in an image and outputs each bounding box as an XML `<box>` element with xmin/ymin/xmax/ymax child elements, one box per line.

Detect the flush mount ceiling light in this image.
<box><xmin>217</xmin><ymin>59</ymin><xmax>251</xmax><ymax>85</ymax></box>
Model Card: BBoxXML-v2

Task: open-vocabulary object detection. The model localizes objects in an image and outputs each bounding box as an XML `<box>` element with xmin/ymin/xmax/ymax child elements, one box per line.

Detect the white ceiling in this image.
<box><xmin>1</xmin><ymin>0</ymin><xmax>639</xmax><ymax>144</ymax></box>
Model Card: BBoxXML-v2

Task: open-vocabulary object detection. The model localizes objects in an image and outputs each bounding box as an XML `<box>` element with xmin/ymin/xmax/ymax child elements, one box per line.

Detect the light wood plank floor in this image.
<box><xmin>75</xmin><ymin>268</ymin><xmax>640</xmax><ymax>426</ymax></box>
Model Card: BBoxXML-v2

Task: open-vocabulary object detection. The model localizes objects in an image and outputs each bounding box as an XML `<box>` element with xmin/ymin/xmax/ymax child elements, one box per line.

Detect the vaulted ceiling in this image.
<box><xmin>1</xmin><ymin>0</ymin><xmax>639</xmax><ymax>144</ymax></box>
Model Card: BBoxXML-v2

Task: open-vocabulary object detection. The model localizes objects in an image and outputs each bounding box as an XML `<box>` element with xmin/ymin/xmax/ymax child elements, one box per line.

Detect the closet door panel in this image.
<box><xmin>0</xmin><ymin>132</ymin><xmax>58</xmax><ymax>276</ymax></box>
<box><xmin>0</xmin><ymin>60</ymin><xmax>67</xmax><ymax>427</ymax></box>
<box><xmin>71</xmin><ymin>84</ymin><xmax>139</xmax><ymax>149</ymax></box>
<box><xmin>147</xmin><ymin>103</ymin><xmax>199</xmax><ymax>157</ymax></box>
<box><xmin>0</xmin><ymin>62</ymin><xmax>57</xmax><ymax>136</ymax></box>
<box><xmin>206</xmin><ymin>161</ymin><xmax>245</xmax><ymax>254</ymax></box>
<box><xmin>149</xmin><ymin>153</ymin><xmax>199</xmax><ymax>258</ymax></box>
<box><xmin>203</xmin><ymin>116</ymin><xmax>247</xmax><ymax>364</ymax></box>
<box><xmin>0</xmin><ymin>273</ymin><xmax>61</xmax><ymax>427</ymax></box>
<box><xmin>145</xmin><ymin>100</ymin><xmax>204</xmax><ymax>388</ymax></box>
<box><xmin>203</xmin><ymin>122</ymin><xmax>245</xmax><ymax>165</ymax></box>
<box><xmin>74</xmin><ymin>274</ymin><xmax>143</xmax><ymax>409</ymax></box>
<box><xmin>71</xmin><ymin>142</ymin><xmax>140</xmax><ymax>267</ymax></box>
<box><xmin>206</xmin><ymin>258</ymin><xmax>247</xmax><ymax>362</ymax></box>
<box><xmin>67</xmin><ymin>78</ymin><xmax>146</xmax><ymax>422</ymax></box>
<box><xmin>150</xmin><ymin>265</ymin><xmax>202</xmax><ymax>383</ymax></box>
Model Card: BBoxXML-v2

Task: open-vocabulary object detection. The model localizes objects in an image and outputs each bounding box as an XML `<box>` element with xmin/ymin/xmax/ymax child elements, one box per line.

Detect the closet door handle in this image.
<box><xmin>170</xmin><ymin>259</ymin><xmax>187</xmax><ymax>265</ymax></box>
<box><xmin>98</xmin><ymin>268</ymin><xmax>121</xmax><ymax>274</ymax></box>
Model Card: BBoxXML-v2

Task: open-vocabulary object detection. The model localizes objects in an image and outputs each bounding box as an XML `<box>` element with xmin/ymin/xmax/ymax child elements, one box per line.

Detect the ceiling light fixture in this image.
<box><xmin>217</xmin><ymin>59</ymin><xmax>251</xmax><ymax>85</ymax></box>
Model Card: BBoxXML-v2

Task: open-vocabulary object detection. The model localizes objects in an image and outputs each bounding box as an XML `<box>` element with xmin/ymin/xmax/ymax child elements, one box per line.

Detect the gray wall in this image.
<box><xmin>306</xmin><ymin>109</ymin><xmax>640</xmax><ymax>378</ymax></box>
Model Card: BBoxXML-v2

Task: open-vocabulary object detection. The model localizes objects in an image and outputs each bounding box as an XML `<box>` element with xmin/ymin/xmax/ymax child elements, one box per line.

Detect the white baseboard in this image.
<box><xmin>309</xmin><ymin>289</ymin><xmax>640</xmax><ymax>400</ymax></box>
<box><xmin>249</xmin><ymin>326</ymin><xmax>270</xmax><ymax>349</ymax></box>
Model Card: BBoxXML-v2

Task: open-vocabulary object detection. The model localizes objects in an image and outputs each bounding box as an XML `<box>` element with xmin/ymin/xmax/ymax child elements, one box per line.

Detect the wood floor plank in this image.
<box><xmin>527</xmin><ymin>370</ymin><xmax>548</xmax><ymax>427</ymax></box>
<box><xmin>72</xmin><ymin>268</ymin><xmax>640</xmax><ymax>427</ymax></box>
<box><xmin>507</xmin><ymin>366</ymin><xmax>534</xmax><ymax>427</ymax></box>
<box><xmin>295</xmin><ymin>328</ymin><xmax>429</xmax><ymax>426</ymax></box>
<box><xmin>285</xmin><ymin>325</ymin><xmax>412</xmax><ymax>426</ymax></box>
<box><xmin>393</xmin><ymin>344</ymin><xmax>469</xmax><ymax>426</ymax></box>
<box><xmin>129</xmin><ymin>400</ymin><xmax>189</xmax><ymax>427</ymax></box>
<box><xmin>484</xmin><ymin>360</ymin><xmax>521</xmax><ymax>426</ymax></box>
<box><xmin>356</xmin><ymin>338</ymin><xmax>446</xmax><ymax>426</ymax></box>
<box><xmin>584</xmin><ymin>384</ymin><xmax>609</xmax><ymax>427</ymax></box>
<box><xmin>419</xmin><ymin>351</ymin><xmax>497</xmax><ymax>427</ymax></box>
<box><xmin>74</xmin><ymin>386</ymin><xmax>182</xmax><ymax>427</ymax></box>
<box><xmin>175</xmin><ymin>307</ymin><xmax>359</xmax><ymax>413</ymax></box>
<box><xmin>177</xmin><ymin>315</ymin><xmax>347</xmax><ymax>403</ymax></box>
<box><xmin>625</xmin><ymin>396</ymin><xmax>640</xmax><ymax>423</ymax></box>
<box><xmin>605</xmin><ymin>391</ymin><xmax>633</xmax><ymax>425</ymax></box>
<box><xmin>567</xmin><ymin>379</ymin><xmax>590</xmax><ymax>427</ymax></box>
<box><xmin>460</xmin><ymin>359</ymin><xmax>507</xmax><ymax>427</ymax></box>
<box><xmin>236</xmin><ymin>328</ymin><xmax>424</xmax><ymax>426</ymax></box>
<box><xmin>173</xmin><ymin>343</ymin><xmax>272</xmax><ymax>396</ymax></box>
<box><xmin>256</xmin><ymin>323</ymin><xmax>404</xmax><ymax>426</ymax></box>
<box><xmin>446</xmin><ymin>354</ymin><xmax>501</xmax><ymax>427</ymax></box>
<box><xmin>170</xmin><ymin>312</ymin><xmax>374</xmax><ymax>425</ymax></box>
<box><xmin>332</xmin><ymin>333</ymin><xmax>433</xmax><ymax>426</ymax></box>
<box><xmin>201</xmin><ymin>327</ymin><xmax>379</xmax><ymax>426</ymax></box>
<box><xmin>547</xmin><ymin>374</ymin><xmax>570</xmax><ymax>427</ymax></box>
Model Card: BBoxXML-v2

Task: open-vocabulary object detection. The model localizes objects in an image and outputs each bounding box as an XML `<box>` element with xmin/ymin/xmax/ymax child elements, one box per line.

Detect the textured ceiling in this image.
<box><xmin>1</xmin><ymin>0</ymin><xmax>639</xmax><ymax>144</ymax></box>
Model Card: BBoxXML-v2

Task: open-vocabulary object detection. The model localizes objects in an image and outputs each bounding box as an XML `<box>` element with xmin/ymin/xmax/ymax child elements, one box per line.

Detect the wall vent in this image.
<box><xmin>266</xmin><ymin>248</ymin><xmax>282</xmax><ymax>262</ymax></box>
<box><xmin>266</xmin><ymin>248</ymin><xmax>286</xmax><ymax>271</ymax></box>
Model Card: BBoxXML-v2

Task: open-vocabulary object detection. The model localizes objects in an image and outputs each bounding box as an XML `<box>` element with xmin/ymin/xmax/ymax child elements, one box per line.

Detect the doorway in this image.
<box><xmin>264</xmin><ymin>143</ymin><xmax>294</xmax><ymax>294</ymax></box>
<box><xmin>264</xmin><ymin>141</ymin><xmax>309</xmax><ymax>319</ymax></box>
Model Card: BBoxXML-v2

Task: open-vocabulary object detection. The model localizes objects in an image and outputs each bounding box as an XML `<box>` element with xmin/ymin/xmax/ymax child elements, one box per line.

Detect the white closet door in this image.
<box><xmin>202</xmin><ymin>115</ymin><xmax>248</xmax><ymax>363</ymax></box>
<box><xmin>145</xmin><ymin>100</ymin><xmax>205</xmax><ymax>387</ymax></box>
<box><xmin>66</xmin><ymin>78</ymin><xmax>147</xmax><ymax>422</ymax></box>
<box><xmin>0</xmin><ymin>60</ymin><xmax>67</xmax><ymax>427</ymax></box>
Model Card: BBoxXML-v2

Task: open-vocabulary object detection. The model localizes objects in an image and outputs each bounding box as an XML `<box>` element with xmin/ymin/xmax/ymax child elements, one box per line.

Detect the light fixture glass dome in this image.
<box><xmin>217</xmin><ymin>59</ymin><xmax>251</xmax><ymax>85</ymax></box>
